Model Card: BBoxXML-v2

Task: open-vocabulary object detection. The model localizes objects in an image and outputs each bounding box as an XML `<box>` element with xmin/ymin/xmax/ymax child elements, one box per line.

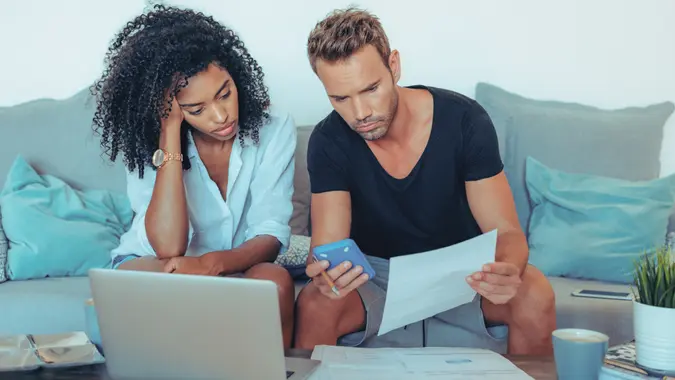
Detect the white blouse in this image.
<box><xmin>111</xmin><ymin>108</ymin><xmax>296</xmax><ymax>260</ymax></box>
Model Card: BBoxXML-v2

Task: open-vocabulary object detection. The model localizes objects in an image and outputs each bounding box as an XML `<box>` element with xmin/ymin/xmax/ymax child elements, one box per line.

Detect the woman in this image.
<box><xmin>91</xmin><ymin>5</ymin><xmax>296</xmax><ymax>348</ymax></box>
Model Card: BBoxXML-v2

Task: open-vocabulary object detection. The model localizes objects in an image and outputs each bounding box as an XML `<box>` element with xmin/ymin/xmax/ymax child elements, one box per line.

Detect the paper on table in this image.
<box><xmin>310</xmin><ymin>345</ymin><xmax>533</xmax><ymax>379</ymax></box>
<box><xmin>378</xmin><ymin>229</ymin><xmax>497</xmax><ymax>336</ymax></box>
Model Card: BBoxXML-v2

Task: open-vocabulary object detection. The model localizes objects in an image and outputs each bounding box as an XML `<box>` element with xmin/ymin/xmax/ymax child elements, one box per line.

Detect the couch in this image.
<box><xmin>1</xmin><ymin>83</ymin><xmax>673</xmax><ymax>350</ymax></box>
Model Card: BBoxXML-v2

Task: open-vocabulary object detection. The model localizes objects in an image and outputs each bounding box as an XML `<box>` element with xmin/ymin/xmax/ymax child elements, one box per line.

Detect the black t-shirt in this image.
<box><xmin>307</xmin><ymin>85</ymin><xmax>504</xmax><ymax>260</ymax></box>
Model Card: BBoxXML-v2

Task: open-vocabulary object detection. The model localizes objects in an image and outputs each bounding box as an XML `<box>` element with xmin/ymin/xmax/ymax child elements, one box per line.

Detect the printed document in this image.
<box><xmin>310</xmin><ymin>345</ymin><xmax>533</xmax><ymax>379</ymax></box>
<box><xmin>378</xmin><ymin>229</ymin><xmax>498</xmax><ymax>336</ymax></box>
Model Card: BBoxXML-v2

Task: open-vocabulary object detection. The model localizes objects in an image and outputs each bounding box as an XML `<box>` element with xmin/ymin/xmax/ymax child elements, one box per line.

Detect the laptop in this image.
<box><xmin>88</xmin><ymin>268</ymin><xmax>320</xmax><ymax>380</ymax></box>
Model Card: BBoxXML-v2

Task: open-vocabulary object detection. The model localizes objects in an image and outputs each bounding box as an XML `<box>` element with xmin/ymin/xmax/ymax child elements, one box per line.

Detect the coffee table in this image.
<box><xmin>508</xmin><ymin>355</ymin><xmax>556</xmax><ymax>379</ymax></box>
<box><xmin>3</xmin><ymin>350</ymin><xmax>556</xmax><ymax>379</ymax></box>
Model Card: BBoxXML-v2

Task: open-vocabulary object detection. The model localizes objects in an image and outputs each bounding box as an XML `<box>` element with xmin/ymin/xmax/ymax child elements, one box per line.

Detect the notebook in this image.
<box><xmin>602</xmin><ymin>340</ymin><xmax>674</xmax><ymax>380</ymax></box>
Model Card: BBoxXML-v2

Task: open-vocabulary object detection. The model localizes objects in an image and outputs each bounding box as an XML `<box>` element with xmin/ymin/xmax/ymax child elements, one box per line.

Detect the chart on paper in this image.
<box><xmin>309</xmin><ymin>345</ymin><xmax>533</xmax><ymax>379</ymax></box>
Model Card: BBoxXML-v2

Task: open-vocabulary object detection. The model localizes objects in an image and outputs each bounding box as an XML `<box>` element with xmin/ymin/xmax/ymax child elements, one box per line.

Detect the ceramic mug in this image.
<box><xmin>553</xmin><ymin>328</ymin><xmax>609</xmax><ymax>380</ymax></box>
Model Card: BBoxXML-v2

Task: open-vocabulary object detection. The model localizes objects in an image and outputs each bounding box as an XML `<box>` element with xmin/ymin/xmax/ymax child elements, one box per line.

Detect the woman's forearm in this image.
<box><xmin>203</xmin><ymin>235</ymin><xmax>281</xmax><ymax>275</ymax></box>
<box><xmin>145</xmin><ymin>123</ymin><xmax>189</xmax><ymax>258</ymax></box>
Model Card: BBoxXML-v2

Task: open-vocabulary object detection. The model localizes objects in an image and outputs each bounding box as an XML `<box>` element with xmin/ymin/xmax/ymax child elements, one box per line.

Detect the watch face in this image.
<box><xmin>152</xmin><ymin>149</ymin><xmax>165</xmax><ymax>167</ymax></box>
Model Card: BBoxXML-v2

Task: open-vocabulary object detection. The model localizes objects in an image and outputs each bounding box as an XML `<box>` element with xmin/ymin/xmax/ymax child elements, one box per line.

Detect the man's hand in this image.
<box><xmin>305</xmin><ymin>259</ymin><xmax>370</xmax><ymax>300</ymax></box>
<box><xmin>163</xmin><ymin>256</ymin><xmax>218</xmax><ymax>276</ymax></box>
<box><xmin>466</xmin><ymin>262</ymin><xmax>522</xmax><ymax>305</ymax></box>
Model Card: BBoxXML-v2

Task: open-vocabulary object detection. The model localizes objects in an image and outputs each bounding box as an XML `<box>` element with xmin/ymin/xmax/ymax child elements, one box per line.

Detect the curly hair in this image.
<box><xmin>91</xmin><ymin>5</ymin><xmax>270</xmax><ymax>178</ymax></box>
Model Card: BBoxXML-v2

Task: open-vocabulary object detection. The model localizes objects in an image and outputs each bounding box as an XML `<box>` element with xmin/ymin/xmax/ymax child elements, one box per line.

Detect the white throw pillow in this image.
<box><xmin>274</xmin><ymin>235</ymin><xmax>310</xmax><ymax>278</ymax></box>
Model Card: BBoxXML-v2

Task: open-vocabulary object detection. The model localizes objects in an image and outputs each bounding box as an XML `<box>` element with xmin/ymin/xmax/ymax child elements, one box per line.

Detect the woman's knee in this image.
<box><xmin>245</xmin><ymin>263</ymin><xmax>294</xmax><ymax>299</ymax></box>
<box><xmin>117</xmin><ymin>256</ymin><xmax>166</xmax><ymax>272</ymax></box>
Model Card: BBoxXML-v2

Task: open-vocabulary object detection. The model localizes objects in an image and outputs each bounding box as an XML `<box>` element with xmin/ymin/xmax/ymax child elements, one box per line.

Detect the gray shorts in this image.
<box><xmin>338</xmin><ymin>255</ymin><xmax>509</xmax><ymax>353</ymax></box>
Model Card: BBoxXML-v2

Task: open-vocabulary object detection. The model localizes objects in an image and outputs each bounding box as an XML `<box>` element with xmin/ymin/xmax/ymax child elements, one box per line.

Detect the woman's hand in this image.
<box><xmin>160</xmin><ymin>92</ymin><xmax>184</xmax><ymax>132</ymax></box>
<box><xmin>163</xmin><ymin>256</ymin><xmax>219</xmax><ymax>276</ymax></box>
<box><xmin>157</xmin><ymin>93</ymin><xmax>184</xmax><ymax>151</ymax></box>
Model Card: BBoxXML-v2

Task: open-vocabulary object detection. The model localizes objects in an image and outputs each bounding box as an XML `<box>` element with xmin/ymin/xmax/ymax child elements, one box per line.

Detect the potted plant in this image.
<box><xmin>632</xmin><ymin>244</ymin><xmax>675</xmax><ymax>374</ymax></box>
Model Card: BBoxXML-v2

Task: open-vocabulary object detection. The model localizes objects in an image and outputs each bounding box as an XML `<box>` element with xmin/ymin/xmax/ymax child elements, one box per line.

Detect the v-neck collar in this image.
<box><xmin>187</xmin><ymin>129</ymin><xmax>243</xmax><ymax>202</ymax></box>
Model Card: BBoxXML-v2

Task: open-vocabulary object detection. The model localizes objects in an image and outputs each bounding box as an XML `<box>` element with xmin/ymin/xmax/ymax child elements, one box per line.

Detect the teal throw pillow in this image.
<box><xmin>525</xmin><ymin>157</ymin><xmax>675</xmax><ymax>283</ymax></box>
<box><xmin>0</xmin><ymin>156</ymin><xmax>133</xmax><ymax>280</ymax></box>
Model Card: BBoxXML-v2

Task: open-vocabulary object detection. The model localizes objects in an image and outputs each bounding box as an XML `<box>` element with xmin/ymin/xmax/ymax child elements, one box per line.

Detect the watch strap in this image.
<box><xmin>163</xmin><ymin>151</ymin><xmax>183</xmax><ymax>162</ymax></box>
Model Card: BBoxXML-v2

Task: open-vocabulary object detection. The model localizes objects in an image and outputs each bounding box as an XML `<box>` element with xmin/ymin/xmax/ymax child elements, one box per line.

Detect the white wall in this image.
<box><xmin>0</xmin><ymin>0</ymin><xmax>146</xmax><ymax>106</ymax></box>
<box><xmin>2</xmin><ymin>0</ymin><xmax>674</xmax><ymax>175</ymax></box>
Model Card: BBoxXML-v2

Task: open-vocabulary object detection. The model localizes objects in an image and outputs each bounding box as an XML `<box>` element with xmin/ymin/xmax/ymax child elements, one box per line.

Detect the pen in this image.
<box><xmin>312</xmin><ymin>255</ymin><xmax>340</xmax><ymax>297</ymax></box>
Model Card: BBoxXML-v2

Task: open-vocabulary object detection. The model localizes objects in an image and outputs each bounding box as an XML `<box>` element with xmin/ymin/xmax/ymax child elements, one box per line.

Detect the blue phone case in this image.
<box><xmin>312</xmin><ymin>239</ymin><xmax>376</xmax><ymax>280</ymax></box>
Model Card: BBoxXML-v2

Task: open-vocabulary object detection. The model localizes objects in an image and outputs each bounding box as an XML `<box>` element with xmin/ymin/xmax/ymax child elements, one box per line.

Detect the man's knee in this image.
<box><xmin>296</xmin><ymin>284</ymin><xmax>365</xmax><ymax>333</ymax></box>
<box><xmin>512</xmin><ymin>265</ymin><xmax>556</xmax><ymax>322</ymax></box>
<box><xmin>296</xmin><ymin>284</ymin><xmax>342</xmax><ymax>323</ymax></box>
<box><xmin>245</xmin><ymin>263</ymin><xmax>294</xmax><ymax>299</ymax></box>
<box><xmin>297</xmin><ymin>284</ymin><xmax>330</xmax><ymax>314</ymax></box>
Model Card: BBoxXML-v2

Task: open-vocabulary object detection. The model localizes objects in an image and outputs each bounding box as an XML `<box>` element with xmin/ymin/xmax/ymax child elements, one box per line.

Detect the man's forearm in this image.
<box><xmin>203</xmin><ymin>235</ymin><xmax>281</xmax><ymax>275</ymax></box>
<box><xmin>495</xmin><ymin>230</ymin><xmax>529</xmax><ymax>276</ymax></box>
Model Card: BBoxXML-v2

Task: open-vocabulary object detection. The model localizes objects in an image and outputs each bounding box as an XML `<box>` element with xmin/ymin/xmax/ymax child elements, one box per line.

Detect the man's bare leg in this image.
<box><xmin>293</xmin><ymin>282</ymin><xmax>366</xmax><ymax>349</ymax></box>
<box><xmin>117</xmin><ymin>256</ymin><xmax>168</xmax><ymax>272</ymax></box>
<box><xmin>244</xmin><ymin>263</ymin><xmax>295</xmax><ymax>350</ymax></box>
<box><xmin>481</xmin><ymin>264</ymin><xmax>557</xmax><ymax>355</ymax></box>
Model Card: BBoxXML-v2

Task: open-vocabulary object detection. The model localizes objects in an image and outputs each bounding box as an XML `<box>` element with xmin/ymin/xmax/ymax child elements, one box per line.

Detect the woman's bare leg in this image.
<box><xmin>244</xmin><ymin>263</ymin><xmax>295</xmax><ymax>350</ymax></box>
<box><xmin>117</xmin><ymin>256</ymin><xmax>168</xmax><ymax>272</ymax></box>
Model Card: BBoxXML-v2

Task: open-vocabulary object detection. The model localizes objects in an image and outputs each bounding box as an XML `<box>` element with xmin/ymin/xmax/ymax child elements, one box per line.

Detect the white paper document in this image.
<box><xmin>378</xmin><ymin>229</ymin><xmax>498</xmax><ymax>336</ymax></box>
<box><xmin>310</xmin><ymin>345</ymin><xmax>533</xmax><ymax>379</ymax></box>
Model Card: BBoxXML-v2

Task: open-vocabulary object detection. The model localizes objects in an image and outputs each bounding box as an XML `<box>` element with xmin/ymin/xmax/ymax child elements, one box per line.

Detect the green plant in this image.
<box><xmin>633</xmin><ymin>244</ymin><xmax>675</xmax><ymax>308</ymax></box>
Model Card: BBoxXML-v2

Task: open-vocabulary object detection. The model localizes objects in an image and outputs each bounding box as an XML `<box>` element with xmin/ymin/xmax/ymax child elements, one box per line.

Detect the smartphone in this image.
<box><xmin>312</xmin><ymin>239</ymin><xmax>376</xmax><ymax>280</ymax></box>
<box><xmin>571</xmin><ymin>289</ymin><xmax>633</xmax><ymax>301</ymax></box>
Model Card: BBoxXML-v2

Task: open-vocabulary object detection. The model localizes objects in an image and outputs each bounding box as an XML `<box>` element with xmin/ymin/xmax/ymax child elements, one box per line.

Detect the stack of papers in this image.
<box><xmin>0</xmin><ymin>332</ymin><xmax>104</xmax><ymax>372</ymax></box>
<box><xmin>310</xmin><ymin>345</ymin><xmax>533</xmax><ymax>379</ymax></box>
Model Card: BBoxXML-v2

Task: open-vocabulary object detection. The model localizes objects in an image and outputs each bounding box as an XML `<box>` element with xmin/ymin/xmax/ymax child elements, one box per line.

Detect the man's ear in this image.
<box><xmin>388</xmin><ymin>49</ymin><xmax>401</xmax><ymax>83</ymax></box>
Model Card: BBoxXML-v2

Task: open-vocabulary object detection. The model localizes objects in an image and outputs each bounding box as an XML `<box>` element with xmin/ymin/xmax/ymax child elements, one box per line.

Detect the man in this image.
<box><xmin>294</xmin><ymin>7</ymin><xmax>556</xmax><ymax>355</ymax></box>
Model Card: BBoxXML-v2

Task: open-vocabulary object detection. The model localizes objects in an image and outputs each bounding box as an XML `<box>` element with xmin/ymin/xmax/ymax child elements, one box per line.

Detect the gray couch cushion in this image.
<box><xmin>475</xmin><ymin>82</ymin><xmax>675</xmax><ymax>233</ymax></box>
<box><xmin>0</xmin><ymin>277</ymin><xmax>92</xmax><ymax>336</ymax></box>
<box><xmin>0</xmin><ymin>88</ymin><xmax>127</xmax><ymax>193</ymax></box>
<box><xmin>550</xmin><ymin>276</ymin><xmax>634</xmax><ymax>346</ymax></box>
<box><xmin>289</xmin><ymin>126</ymin><xmax>313</xmax><ymax>236</ymax></box>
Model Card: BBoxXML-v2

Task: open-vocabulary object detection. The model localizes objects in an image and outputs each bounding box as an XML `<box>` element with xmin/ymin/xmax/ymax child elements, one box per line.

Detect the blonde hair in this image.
<box><xmin>307</xmin><ymin>7</ymin><xmax>391</xmax><ymax>72</ymax></box>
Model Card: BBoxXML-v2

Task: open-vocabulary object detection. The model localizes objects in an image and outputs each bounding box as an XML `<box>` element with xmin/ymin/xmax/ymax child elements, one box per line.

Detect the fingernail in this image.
<box><xmin>343</xmin><ymin>261</ymin><xmax>351</xmax><ymax>269</ymax></box>
<box><xmin>466</xmin><ymin>276</ymin><xmax>473</xmax><ymax>283</ymax></box>
<box><xmin>321</xmin><ymin>260</ymin><xmax>329</xmax><ymax>268</ymax></box>
<box><xmin>483</xmin><ymin>265</ymin><xmax>491</xmax><ymax>272</ymax></box>
<box><xmin>355</xmin><ymin>266</ymin><xmax>363</xmax><ymax>273</ymax></box>
<box><xmin>473</xmin><ymin>273</ymin><xmax>481</xmax><ymax>280</ymax></box>
<box><xmin>362</xmin><ymin>274</ymin><xmax>369</xmax><ymax>280</ymax></box>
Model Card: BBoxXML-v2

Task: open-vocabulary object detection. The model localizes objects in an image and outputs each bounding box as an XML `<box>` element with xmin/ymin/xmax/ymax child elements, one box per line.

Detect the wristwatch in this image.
<box><xmin>152</xmin><ymin>148</ymin><xmax>183</xmax><ymax>169</ymax></box>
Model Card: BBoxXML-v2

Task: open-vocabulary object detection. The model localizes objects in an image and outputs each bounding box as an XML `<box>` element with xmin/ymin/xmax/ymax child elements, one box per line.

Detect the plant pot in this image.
<box><xmin>633</xmin><ymin>300</ymin><xmax>675</xmax><ymax>374</ymax></box>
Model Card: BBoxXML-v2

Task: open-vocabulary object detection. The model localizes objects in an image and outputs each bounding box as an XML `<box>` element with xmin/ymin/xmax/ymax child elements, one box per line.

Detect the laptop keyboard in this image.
<box><xmin>286</xmin><ymin>370</ymin><xmax>294</xmax><ymax>378</ymax></box>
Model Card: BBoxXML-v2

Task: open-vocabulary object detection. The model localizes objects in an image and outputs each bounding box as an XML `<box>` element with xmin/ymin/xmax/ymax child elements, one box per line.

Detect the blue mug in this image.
<box><xmin>553</xmin><ymin>328</ymin><xmax>609</xmax><ymax>380</ymax></box>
